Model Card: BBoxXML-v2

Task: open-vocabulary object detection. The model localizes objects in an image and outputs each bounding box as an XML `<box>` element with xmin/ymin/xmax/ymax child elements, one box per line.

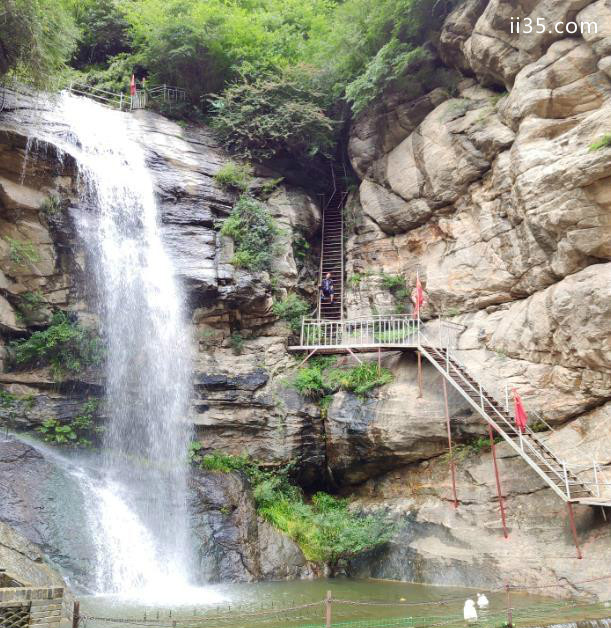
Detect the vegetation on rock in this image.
<box><xmin>0</xmin><ymin>0</ymin><xmax>77</xmax><ymax>87</ymax></box>
<box><xmin>1</xmin><ymin>0</ymin><xmax>459</xmax><ymax>170</ymax></box>
<box><xmin>589</xmin><ymin>133</ymin><xmax>611</xmax><ymax>151</ymax></box>
<box><xmin>209</xmin><ymin>70</ymin><xmax>335</xmax><ymax>162</ymax></box>
<box><xmin>214</xmin><ymin>161</ymin><xmax>253</xmax><ymax>193</ymax></box>
<box><xmin>5</xmin><ymin>237</ymin><xmax>40</xmax><ymax>268</ymax></box>
<box><xmin>220</xmin><ymin>195</ymin><xmax>279</xmax><ymax>271</ymax></box>
<box><xmin>190</xmin><ymin>449</ymin><xmax>393</xmax><ymax>571</ymax></box>
<box><xmin>272</xmin><ymin>294</ymin><xmax>311</xmax><ymax>333</ymax></box>
<box><xmin>294</xmin><ymin>357</ymin><xmax>393</xmax><ymax>399</ymax></box>
<box><xmin>37</xmin><ymin>399</ymin><xmax>102</xmax><ymax>447</ymax></box>
<box><xmin>10</xmin><ymin>311</ymin><xmax>104</xmax><ymax>377</ymax></box>
<box><xmin>15</xmin><ymin>291</ymin><xmax>45</xmax><ymax>325</ymax></box>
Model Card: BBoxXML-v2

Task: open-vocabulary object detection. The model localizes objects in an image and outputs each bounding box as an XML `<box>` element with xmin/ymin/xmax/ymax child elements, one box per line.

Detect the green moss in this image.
<box><xmin>589</xmin><ymin>133</ymin><xmax>611</xmax><ymax>151</ymax></box>
<box><xmin>10</xmin><ymin>311</ymin><xmax>104</xmax><ymax>378</ymax></box>
<box><xmin>214</xmin><ymin>161</ymin><xmax>253</xmax><ymax>192</ymax></box>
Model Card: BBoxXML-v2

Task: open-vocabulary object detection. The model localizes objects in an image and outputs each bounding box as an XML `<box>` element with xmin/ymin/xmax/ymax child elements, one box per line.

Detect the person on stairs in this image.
<box><xmin>320</xmin><ymin>272</ymin><xmax>334</xmax><ymax>304</ymax></box>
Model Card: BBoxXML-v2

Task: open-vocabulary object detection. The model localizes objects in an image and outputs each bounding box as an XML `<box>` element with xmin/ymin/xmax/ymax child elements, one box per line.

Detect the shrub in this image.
<box><xmin>36</xmin><ymin>398</ymin><xmax>102</xmax><ymax>447</ymax></box>
<box><xmin>209</xmin><ymin>70</ymin><xmax>335</xmax><ymax>162</ymax></box>
<box><xmin>230</xmin><ymin>332</ymin><xmax>244</xmax><ymax>355</ymax></box>
<box><xmin>326</xmin><ymin>362</ymin><xmax>393</xmax><ymax>396</ymax></box>
<box><xmin>345</xmin><ymin>42</ymin><xmax>430</xmax><ymax>115</ymax></box>
<box><xmin>214</xmin><ymin>161</ymin><xmax>253</xmax><ymax>192</ymax></box>
<box><xmin>220</xmin><ymin>195</ymin><xmax>279</xmax><ymax>271</ymax></box>
<box><xmin>380</xmin><ymin>273</ymin><xmax>404</xmax><ymax>292</ymax></box>
<box><xmin>272</xmin><ymin>294</ymin><xmax>311</xmax><ymax>334</ymax></box>
<box><xmin>589</xmin><ymin>133</ymin><xmax>611</xmax><ymax>151</ymax></box>
<box><xmin>40</xmin><ymin>195</ymin><xmax>62</xmax><ymax>216</ymax></box>
<box><xmin>10</xmin><ymin>311</ymin><xmax>104</xmax><ymax>377</ymax></box>
<box><xmin>0</xmin><ymin>0</ymin><xmax>77</xmax><ymax>87</ymax></box>
<box><xmin>294</xmin><ymin>362</ymin><xmax>326</xmax><ymax>398</ymax></box>
<box><xmin>293</xmin><ymin>358</ymin><xmax>393</xmax><ymax>399</ymax></box>
<box><xmin>191</xmin><ymin>451</ymin><xmax>393</xmax><ymax>571</ymax></box>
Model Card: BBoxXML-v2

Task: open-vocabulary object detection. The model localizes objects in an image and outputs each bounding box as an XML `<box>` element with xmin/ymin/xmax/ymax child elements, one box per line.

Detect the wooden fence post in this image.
<box><xmin>505</xmin><ymin>584</ymin><xmax>512</xmax><ymax>627</ymax></box>
<box><xmin>72</xmin><ymin>601</ymin><xmax>80</xmax><ymax>628</ymax></box>
<box><xmin>325</xmin><ymin>590</ymin><xmax>332</xmax><ymax>628</ymax></box>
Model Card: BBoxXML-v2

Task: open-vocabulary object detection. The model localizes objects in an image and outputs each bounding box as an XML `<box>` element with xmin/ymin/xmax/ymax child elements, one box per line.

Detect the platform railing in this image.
<box><xmin>299</xmin><ymin>315</ymin><xmax>419</xmax><ymax>348</ymax></box>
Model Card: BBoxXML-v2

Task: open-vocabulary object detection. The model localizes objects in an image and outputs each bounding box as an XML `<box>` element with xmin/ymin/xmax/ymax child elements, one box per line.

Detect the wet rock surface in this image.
<box><xmin>189</xmin><ymin>468</ymin><xmax>314</xmax><ymax>582</ymax></box>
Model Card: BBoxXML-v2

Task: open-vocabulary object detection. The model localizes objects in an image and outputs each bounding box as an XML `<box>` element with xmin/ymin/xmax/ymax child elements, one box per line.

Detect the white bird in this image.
<box><xmin>477</xmin><ymin>593</ymin><xmax>489</xmax><ymax>609</ymax></box>
<box><xmin>464</xmin><ymin>599</ymin><xmax>478</xmax><ymax>623</ymax></box>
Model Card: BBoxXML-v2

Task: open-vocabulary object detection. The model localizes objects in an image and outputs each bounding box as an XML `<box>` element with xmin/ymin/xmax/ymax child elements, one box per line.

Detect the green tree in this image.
<box><xmin>67</xmin><ymin>0</ymin><xmax>131</xmax><ymax>68</ymax></box>
<box><xmin>210</xmin><ymin>68</ymin><xmax>335</xmax><ymax>161</ymax></box>
<box><xmin>0</xmin><ymin>0</ymin><xmax>78</xmax><ymax>87</ymax></box>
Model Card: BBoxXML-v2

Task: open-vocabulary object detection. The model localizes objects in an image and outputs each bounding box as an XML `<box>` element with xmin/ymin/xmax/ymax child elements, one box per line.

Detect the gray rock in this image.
<box><xmin>0</xmin><ymin>438</ymin><xmax>96</xmax><ymax>588</ymax></box>
<box><xmin>189</xmin><ymin>468</ymin><xmax>313</xmax><ymax>582</ymax></box>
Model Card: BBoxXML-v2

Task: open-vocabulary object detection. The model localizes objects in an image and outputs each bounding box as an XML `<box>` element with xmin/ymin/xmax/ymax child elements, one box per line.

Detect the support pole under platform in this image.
<box><xmin>298</xmin><ymin>348</ymin><xmax>317</xmax><ymax>367</ymax></box>
<box><xmin>417</xmin><ymin>351</ymin><xmax>423</xmax><ymax>398</ymax></box>
<box><xmin>567</xmin><ymin>502</ymin><xmax>583</xmax><ymax>559</ymax></box>
<box><xmin>443</xmin><ymin>378</ymin><xmax>459</xmax><ymax>508</ymax></box>
<box><xmin>489</xmin><ymin>424</ymin><xmax>509</xmax><ymax>539</ymax></box>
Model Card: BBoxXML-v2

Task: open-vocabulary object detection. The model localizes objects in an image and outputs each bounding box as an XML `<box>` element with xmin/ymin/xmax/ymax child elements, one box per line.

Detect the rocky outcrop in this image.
<box><xmin>348</xmin><ymin>440</ymin><xmax>611</xmax><ymax>599</ymax></box>
<box><xmin>0</xmin><ymin>520</ymin><xmax>68</xmax><ymax>589</ymax></box>
<box><xmin>325</xmin><ymin>353</ymin><xmax>481</xmax><ymax>485</ymax></box>
<box><xmin>340</xmin><ymin>0</ymin><xmax>611</xmax><ymax>594</ymax></box>
<box><xmin>190</xmin><ymin>469</ymin><xmax>314</xmax><ymax>582</ymax></box>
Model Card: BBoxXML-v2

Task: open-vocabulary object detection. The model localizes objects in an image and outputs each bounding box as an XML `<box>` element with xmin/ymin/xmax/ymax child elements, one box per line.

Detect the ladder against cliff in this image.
<box><xmin>288</xmin><ymin>313</ymin><xmax>611</xmax><ymax>549</ymax></box>
<box><xmin>318</xmin><ymin>162</ymin><xmax>348</xmax><ymax>321</ymax></box>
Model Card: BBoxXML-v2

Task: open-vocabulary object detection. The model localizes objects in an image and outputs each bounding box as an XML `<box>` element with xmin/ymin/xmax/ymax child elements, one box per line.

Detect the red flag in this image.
<box><xmin>411</xmin><ymin>277</ymin><xmax>424</xmax><ymax>319</ymax></box>
<box><xmin>513</xmin><ymin>389</ymin><xmax>528</xmax><ymax>433</ymax></box>
<box><xmin>130</xmin><ymin>74</ymin><xmax>136</xmax><ymax>96</ymax></box>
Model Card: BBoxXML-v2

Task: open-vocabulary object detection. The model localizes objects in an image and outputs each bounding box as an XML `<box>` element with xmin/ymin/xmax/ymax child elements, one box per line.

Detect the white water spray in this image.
<box><xmin>52</xmin><ymin>93</ymin><xmax>198</xmax><ymax>600</ymax></box>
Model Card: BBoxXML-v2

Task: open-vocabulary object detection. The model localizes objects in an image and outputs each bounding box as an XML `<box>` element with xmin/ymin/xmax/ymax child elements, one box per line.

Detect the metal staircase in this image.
<box><xmin>419</xmin><ymin>342</ymin><xmax>610</xmax><ymax>507</ymax></box>
<box><xmin>318</xmin><ymin>164</ymin><xmax>348</xmax><ymax>321</ymax></box>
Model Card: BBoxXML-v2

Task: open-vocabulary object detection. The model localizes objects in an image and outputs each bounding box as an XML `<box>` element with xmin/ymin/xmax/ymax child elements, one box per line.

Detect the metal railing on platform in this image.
<box><xmin>299</xmin><ymin>315</ymin><xmax>419</xmax><ymax>349</ymax></box>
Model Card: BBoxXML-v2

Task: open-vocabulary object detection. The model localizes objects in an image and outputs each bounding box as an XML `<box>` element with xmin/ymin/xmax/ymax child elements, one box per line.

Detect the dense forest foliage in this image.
<box><xmin>0</xmin><ymin>0</ymin><xmax>459</xmax><ymax>165</ymax></box>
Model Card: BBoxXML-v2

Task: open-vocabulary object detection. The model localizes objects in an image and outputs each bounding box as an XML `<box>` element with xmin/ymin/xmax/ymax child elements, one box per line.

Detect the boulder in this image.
<box><xmin>189</xmin><ymin>468</ymin><xmax>313</xmax><ymax>582</ymax></box>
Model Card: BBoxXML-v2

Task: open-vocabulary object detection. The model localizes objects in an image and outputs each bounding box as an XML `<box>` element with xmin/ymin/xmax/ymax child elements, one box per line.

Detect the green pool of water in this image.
<box><xmin>78</xmin><ymin>578</ymin><xmax>611</xmax><ymax>628</ymax></box>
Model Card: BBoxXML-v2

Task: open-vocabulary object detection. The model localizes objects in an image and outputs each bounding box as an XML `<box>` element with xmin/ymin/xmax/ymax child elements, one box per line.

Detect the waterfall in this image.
<box><xmin>53</xmin><ymin>93</ymin><xmax>195</xmax><ymax>601</ymax></box>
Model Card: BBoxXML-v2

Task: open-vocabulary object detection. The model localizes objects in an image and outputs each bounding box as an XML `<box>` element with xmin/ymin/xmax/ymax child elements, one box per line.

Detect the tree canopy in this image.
<box><xmin>0</xmin><ymin>0</ymin><xmax>460</xmax><ymax>163</ymax></box>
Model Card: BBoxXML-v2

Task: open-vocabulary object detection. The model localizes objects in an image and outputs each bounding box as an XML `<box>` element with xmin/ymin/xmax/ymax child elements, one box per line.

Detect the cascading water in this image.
<box><xmin>47</xmin><ymin>93</ymin><xmax>204</xmax><ymax>602</ymax></box>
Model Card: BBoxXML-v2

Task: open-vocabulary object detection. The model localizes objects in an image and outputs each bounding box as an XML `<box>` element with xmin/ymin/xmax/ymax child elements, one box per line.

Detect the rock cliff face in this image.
<box><xmin>0</xmin><ymin>0</ymin><xmax>609</xmax><ymax>598</ymax></box>
<box><xmin>341</xmin><ymin>0</ymin><xmax>611</xmax><ymax>598</ymax></box>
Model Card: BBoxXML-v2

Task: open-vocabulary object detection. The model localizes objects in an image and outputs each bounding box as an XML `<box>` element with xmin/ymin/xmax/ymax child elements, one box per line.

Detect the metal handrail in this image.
<box><xmin>421</xmin><ymin>325</ymin><xmax>605</xmax><ymax>500</ymax></box>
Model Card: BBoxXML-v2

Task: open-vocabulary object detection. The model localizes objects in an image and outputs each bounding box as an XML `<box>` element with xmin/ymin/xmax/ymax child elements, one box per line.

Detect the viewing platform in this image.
<box><xmin>288</xmin><ymin>314</ymin><xmax>461</xmax><ymax>354</ymax></box>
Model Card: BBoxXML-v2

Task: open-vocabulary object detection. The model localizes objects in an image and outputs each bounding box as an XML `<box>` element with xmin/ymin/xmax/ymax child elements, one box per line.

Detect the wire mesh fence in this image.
<box><xmin>73</xmin><ymin>577</ymin><xmax>611</xmax><ymax>628</ymax></box>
